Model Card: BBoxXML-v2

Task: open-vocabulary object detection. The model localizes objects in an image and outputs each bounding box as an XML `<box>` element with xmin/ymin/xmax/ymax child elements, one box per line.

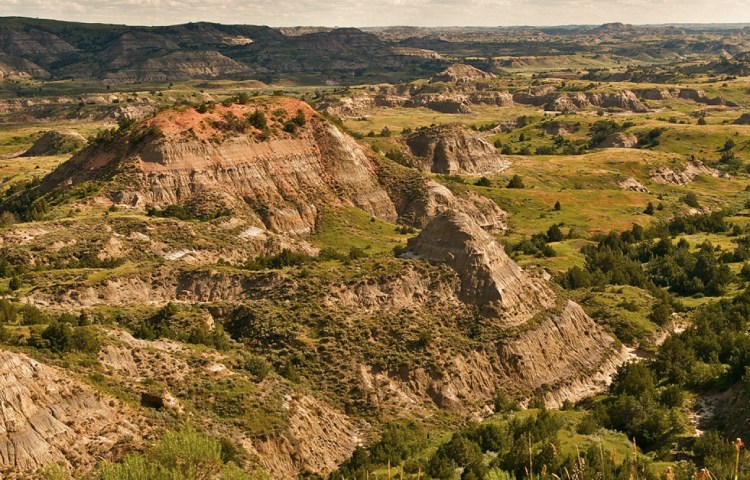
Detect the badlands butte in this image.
<box><xmin>0</xmin><ymin>17</ymin><xmax>750</xmax><ymax>480</ymax></box>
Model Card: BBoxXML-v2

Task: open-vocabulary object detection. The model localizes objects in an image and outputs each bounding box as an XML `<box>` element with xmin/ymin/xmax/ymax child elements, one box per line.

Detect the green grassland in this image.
<box><xmin>313</xmin><ymin>206</ymin><xmax>411</xmax><ymax>255</ymax></box>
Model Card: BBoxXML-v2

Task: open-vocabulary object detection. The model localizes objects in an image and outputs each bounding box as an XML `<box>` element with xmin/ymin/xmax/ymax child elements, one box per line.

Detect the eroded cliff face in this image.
<box><xmin>323</xmin><ymin>84</ymin><xmax>655</xmax><ymax>119</ymax></box>
<box><xmin>649</xmin><ymin>161</ymin><xmax>723</xmax><ymax>185</ymax></box>
<box><xmin>496</xmin><ymin>301</ymin><xmax>629</xmax><ymax>407</ymax></box>
<box><xmin>0</xmin><ymin>350</ymin><xmax>144</xmax><ymax>476</ymax></box>
<box><xmin>410</xmin><ymin>181</ymin><xmax>508</xmax><ymax>232</ymax></box>
<box><xmin>41</xmin><ymin>99</ymin><xmax>398</xmax><ymax>237</ymax></box>
<box><xmin>396</xmin><ymin>211</ymin><xmax>627</xmax><ymax>408</ymax></box>
<box><xmin>375</xmin><ymin>159</ymin><xmax>509</xmax><ymax>231</ymax></box>
<box><xmin>254</xmin><ymin>393</ymin><xmax>363</xmax><ymax>477</ymax></box>
<box><xmin>405</xmin><ymin>211</ymin><xmax>554</xmax><ymax>324</ymax></box>
<box><xmin>405</xmin><ymin>124</ymin><xmax>510</xmax><ymax>175</ymax></box>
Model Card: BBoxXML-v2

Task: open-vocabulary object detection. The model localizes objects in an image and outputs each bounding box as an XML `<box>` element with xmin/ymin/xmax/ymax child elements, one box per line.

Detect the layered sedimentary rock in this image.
<box><xmin>0</xmin><ymin>350</ymin><xmax>142</xmax><ymax>475</ymax></box>
<box><xmin>41</xmin><ymin>99</ymin><xmax>398</xmax><ymax>236</ymax></box>
<box><xmin>398</xmin><ymin>211</ymin><xmax>627</xmax><ymax>406</ymax></box>
<box><xmin>598</xmin><ymin>132</ymin><xmax>639</xmax><ymax>148</ymax></box>
<box><xmin>405</xmin><ymin>124</ymin><xmax>510</xmax><ymax>174</ymax></box>
<box><xmin>405</xmin><ymin>211</ymin><xmax>555</xmax><ymax>323</ymax></box>
<box><xmin>649</xmin><ymin>161</ymin><xmax>723</xmax><ymax>185</ymax></box>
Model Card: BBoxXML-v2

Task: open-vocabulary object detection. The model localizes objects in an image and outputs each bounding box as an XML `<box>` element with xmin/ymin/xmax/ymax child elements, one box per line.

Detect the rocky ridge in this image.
<box><xmin>430</xmin><ymin>63</ymin><xmax>496</xmax><ymax>83</ymax></box>
<box><xmin>402</xmin><ymin>211</ymin><xmax>628</xmax><ymax>404</ymax></box>
<box><xmin>323</xmin><ymin>84</ymin><xmax>659</xmax><ymax>119</ymax></box>
<box><xmin>405</xmin><ymin>211</ymin><xmax>553</xmax><ymax>323</ymax></box>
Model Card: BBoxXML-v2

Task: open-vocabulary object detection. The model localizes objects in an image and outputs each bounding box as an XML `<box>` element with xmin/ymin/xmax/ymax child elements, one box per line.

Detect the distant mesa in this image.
<box><xmin>590</xmin><ymin>22</ymin><xmax>634</xmax><ymax>34</ymax></box>
<box><xmin>430</xmin><ymin>63</ymin><xmax>496</xmax><ymax>84</ymax></box>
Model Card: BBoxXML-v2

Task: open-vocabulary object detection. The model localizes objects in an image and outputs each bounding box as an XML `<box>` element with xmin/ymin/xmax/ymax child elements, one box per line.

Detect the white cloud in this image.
<box><xmin>0</xmin><ymin>0</ymin><xmax>747</xmax><ymax>26</ymax></box>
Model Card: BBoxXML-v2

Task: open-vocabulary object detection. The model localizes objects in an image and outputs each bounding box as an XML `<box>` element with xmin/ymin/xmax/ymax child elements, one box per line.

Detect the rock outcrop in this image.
<box><xmin>400</xmin><ymin>211</ymin><xmax>628</xmax><ymax>406</ymax></box>
<box><xmin>469</xmin><ymin>91</ymin><xmax>514</xmax><ymax>107</ymax></box>
<box><xmin>650</xmin><ymin>162</ymin><xmax>723</xmax><ymax>185</ymax></box>
<box><xmin>634</xmin><ymin>88</ymin><xmax>738</xmax><ymax>107</ymax></box>
<box><xmin>405</xmin><ymin>124</ymin><xmax>510</xmax><ymax>175</ymax></box>
<box><xmin>544</xmin><ymin>91</ymin><xmax>648</xmax><ymax>113</ymax></box>
<box><xmin>619</xmin><ymin>177</ymin><xmax>650</xmax><ymax>193</ymax></box>
<box><xmin>417</xmin><ymin>94</ymin><xmax>473</xmax><ymax>114</ymax></box>
<box><xmin>405</xmin><ymin>211</ymin><xmax>555</xmax><ymax>323</ymax></box>
<box><xmin>0</xmin><ymin>95</ymin><xmax>157</xmax><ymax>123</ymax></box>
<box><xmin>255</xmin><ymin>394</ymin><xmax>362</xmax><ymax>477</ymax></box>
<box><xmin>406</xmin><ymin>180</ymin><xmax>508</xmax><ymax>231</ymax></box>
<box><xmin>40</xmin><ymin>98</ymin><xmax>398</xmax><ymax>237</ymax></box>
<box><xmin>733</xmin><ymin>113</ymin><xmax>750</xmax><ymax>125</ymax></box>
<box><xmin>635</xmin><ymin>88</ymin><xmax>676</xmax><ymax>100</ymax></box>
<box><xmin>599</xmin><ymin>132</ymin><xmax>639</xmax><ymax>148</ymax></box>
<box><xmin>20</xmin><ymin>130</ymin><xmax>87</xmax><ymax>157</ymax></box>
<box><xmin>678</xmin><ymin>89</ymin><xmax>738</xmax><ymax>107</ymax></box>
<box><xmin>0</xmin><ymin>349</ymin><xmax>143</xmax><ymax>475</ymax></box>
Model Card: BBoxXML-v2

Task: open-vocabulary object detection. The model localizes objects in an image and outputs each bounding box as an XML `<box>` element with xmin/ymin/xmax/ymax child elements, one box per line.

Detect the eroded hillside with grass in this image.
<box><xmin>1</xmin><ymin>21</ymin><xmax>750</xmax><ymax>480</ymax></box>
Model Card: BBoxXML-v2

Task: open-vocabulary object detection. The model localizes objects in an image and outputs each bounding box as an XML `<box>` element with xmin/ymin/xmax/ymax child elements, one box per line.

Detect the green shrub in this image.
<box><xmin>37</xmin><ymin>322</ymin><xmax>100</xmax><ymax>354</ymax></box>
<box><xmin>507</xmin><ymin>175</ymin><xmax>525</xmax><ymax>189</ymax></box>
<box><xmin>682</xmin><ymin>192</ymin><xmax>700</xmax><ymax>208</ymax></box>
<box><xmin>475</xmin><ymin>176</ymin><xmax>492</xmax><ymax>187</ymax></box>
<box><xmin>246</xmin><ymin>110</ymin><xmax>267</xmax><ymax>130</ymax></box>
<box><xmin>152</xmin><ymin>428</ymin><xmax>223</xmax><ymax>479</ymax></box>
<box><xmin>0</xmin><ymin>299</ymin><xmax>16</xmax><ymax>324</ymax></box>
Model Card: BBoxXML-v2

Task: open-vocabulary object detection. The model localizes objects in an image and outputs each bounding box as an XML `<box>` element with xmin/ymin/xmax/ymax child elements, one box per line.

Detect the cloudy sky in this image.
<box><xmin>2</xmin><ymin>0</ymin><xmax>749</xmax><ymax>27</ymax></box>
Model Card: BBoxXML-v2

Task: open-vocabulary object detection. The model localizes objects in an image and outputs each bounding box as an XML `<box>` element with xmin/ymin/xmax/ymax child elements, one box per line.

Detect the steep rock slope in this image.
<box><xmin>410</xmin><ymin>181</ymin><xmax>508</xmax><ymax>232</ymax></box>
<box><xmin>0</xmin><ymin>349</ymin><xmax>143</xmax><ymax>476</ymax></box>
<box><xmin>405</xmin><ymin>124</ymin><xmax>510</xmax><ymax>174</ymax></box>
<box><xmin>40</xmin><ymin>98</ymin><xmax>397</xmax><ymax>236</ymax></box>
<box><xmin>405</xmin><ymin>210</ymin><xmax>553</xmax><ymax>323</ymax></box>
<box><xmin>400</xmin><ymin>211</ymin><xmax>628</xmax><ymax>405</ymax></box>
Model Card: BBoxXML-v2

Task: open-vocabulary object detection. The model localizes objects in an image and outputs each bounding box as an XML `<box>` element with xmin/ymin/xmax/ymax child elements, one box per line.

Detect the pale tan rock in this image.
<box><xmin>406</xmin><ymin>124</ymin><xmax>510</xmax><ymax>175</ymax></box>
<box><xmin>0</xmin><ymin>349</ymin><xmax>143</xmax><ymax>475</ymax></box>
<box><xmin>405</xmin><ymin>210</ymin><xmax>555</xmax><ymax>323</ymax></box>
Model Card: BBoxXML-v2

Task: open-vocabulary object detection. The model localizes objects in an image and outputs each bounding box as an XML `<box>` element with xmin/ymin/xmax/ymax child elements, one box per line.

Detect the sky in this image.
<box><xmin>2</xmin><ymin>0</ymin><xmax>749</xmax><ymax>27</ymax></box>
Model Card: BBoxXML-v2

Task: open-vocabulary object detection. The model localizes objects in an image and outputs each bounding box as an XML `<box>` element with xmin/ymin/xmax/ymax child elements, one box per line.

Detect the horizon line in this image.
<box><xmin>2</xmin><ymin>15</ymin><xmax>750</xmax><ymax>30</ymax></box>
